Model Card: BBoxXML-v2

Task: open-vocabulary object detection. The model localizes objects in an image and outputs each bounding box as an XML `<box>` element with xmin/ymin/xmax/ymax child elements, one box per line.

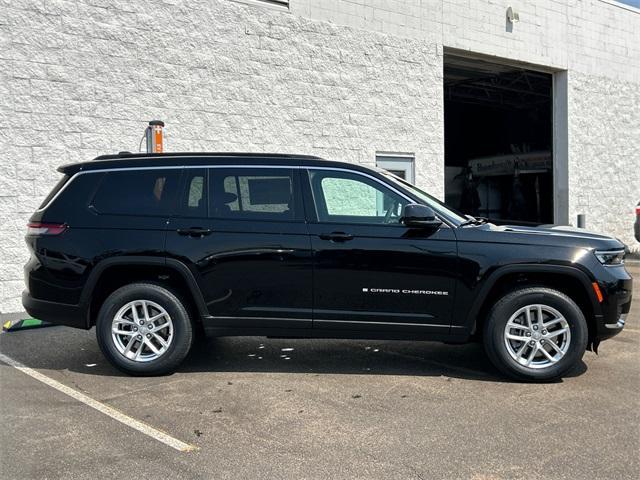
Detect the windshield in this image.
<box><xmin>379</xmin><ymin>171</ymin><xmax>467</xmax><ymax>226</ymax></box>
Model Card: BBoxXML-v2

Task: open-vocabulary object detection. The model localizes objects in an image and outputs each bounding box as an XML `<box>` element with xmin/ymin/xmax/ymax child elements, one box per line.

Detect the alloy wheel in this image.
<box><xmin>503</xmin><ymin>304</ymin><xmax>571</xmax><ymax>369</ymax></box>
<box><xmin>111</xmin><ymin>300</ymin><xmax>174</xmax><ymax>362</ymax></box>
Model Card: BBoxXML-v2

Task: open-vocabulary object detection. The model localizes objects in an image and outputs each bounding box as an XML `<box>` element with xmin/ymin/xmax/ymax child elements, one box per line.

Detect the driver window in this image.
<box><xmin>309</xmin><ymin>170</ymin><xmax>408</xmax><ymax>225</ymax></box>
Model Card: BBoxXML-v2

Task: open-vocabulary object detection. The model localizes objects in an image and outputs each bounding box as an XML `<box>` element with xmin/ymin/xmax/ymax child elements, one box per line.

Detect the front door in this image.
<box><xmin>304</xmin><ymin>168</ymin><xmax>458</xmax><ymax>335</ymax></box>
<box><xmin>166</xmin><ymin>166</ymin><xmax>313</xmax><ymax>331</ymax></box>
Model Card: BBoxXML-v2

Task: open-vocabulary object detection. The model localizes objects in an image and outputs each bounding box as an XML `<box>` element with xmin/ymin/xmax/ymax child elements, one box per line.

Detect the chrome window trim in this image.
<box><xmin>35</xmin><ymin>166</ymin><xmax>184</xmax><ymax>212</ymax></box>
<box><xmin>35</xmin><ymin>173</ymin><xmax>80</xmax><ymax>212</ymax></box>
<box><xmin>36</xmin><ymin>164</ymin><xmax>453</xmax><ymax>227</ymax></box>
<box><xmin>306</xmin><ymin>166</ymin><xmax>453</xmax><ymax>228</ymax></box>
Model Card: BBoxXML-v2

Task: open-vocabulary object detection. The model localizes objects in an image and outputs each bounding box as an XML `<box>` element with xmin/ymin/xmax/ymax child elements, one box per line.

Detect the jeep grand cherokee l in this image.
<box><xmin>23</xmin><ymin>153</ymin><xmax>633</xmax><ymax>381</ymax></box>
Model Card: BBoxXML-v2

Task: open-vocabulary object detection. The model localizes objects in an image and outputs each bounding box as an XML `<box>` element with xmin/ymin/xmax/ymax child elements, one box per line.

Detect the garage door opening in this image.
<box><xmin>444</xmin><ymin>54</ymin><xmax>553</xmax><ymax>225</ymax></box>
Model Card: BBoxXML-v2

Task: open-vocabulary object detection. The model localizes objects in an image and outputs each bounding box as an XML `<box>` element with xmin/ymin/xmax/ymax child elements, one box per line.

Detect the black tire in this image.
<box><xmin>483</xmin><ymin>287</ymin><xmax>588</xmax><ymax>382</ymax></box>
<box><xmin>96</xmin><ymin>283</ymin><xmax>193</xmax><ymax>376</ymax></box>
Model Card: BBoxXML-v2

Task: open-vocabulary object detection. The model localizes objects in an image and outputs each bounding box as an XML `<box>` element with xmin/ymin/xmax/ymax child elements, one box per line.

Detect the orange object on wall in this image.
<box><xmin>153</xmin><ymin>124</ymin><xmax>163</xmax><ymax>153</ymax></box>
<box><xmin>146</xmin><ymin>120</ymin><xmax>165</xmax><ymax>153</ymax></box>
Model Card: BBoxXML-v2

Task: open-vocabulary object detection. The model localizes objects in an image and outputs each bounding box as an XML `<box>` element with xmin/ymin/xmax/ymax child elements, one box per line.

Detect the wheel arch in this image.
<box><xmin>467</xmin><ymin>264</ymin><xmax>601</xmax><ymax>339</ymax></box>
<box><xmin>81</xmin><ymin>256</ymin><xmax>208</xmax><ymax>328</ymax></box>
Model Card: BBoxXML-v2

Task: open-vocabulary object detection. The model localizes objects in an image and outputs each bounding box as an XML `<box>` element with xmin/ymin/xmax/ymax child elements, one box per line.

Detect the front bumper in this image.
<box><xmin>593</xmin><ymin>267</ymin><xmax>632</xmax><ymax>342</ymax></box>
<box><xmin>605</xmin><ymin>313</ymin><xmax>627</xmax><ymax>330</ymax></box>
<box><xmin>22</xmin><ymin>290</ymin><xmax>88</xmax><ymax>329</ymax></box>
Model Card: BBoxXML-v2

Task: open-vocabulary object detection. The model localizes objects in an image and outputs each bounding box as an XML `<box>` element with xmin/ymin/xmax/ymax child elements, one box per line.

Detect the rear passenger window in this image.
<box><xmin>177</xmin><ymin>169</ymin><xmax>207</xmax><ymax>217</ymax></box>
<box><xmin>209</xmin><ymin>168</ymin><xmax>299</xmax><ymax>221</ymax></box>
<box><xmin>91</xmin><ymin>169</ymin><xmax>179</xmax><ymax>216</ymax></box>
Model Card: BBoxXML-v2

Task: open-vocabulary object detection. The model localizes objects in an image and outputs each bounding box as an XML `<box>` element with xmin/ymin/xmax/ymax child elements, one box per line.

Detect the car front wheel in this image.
<box><xmin>483</xmin><ymin>287</ymin><xmax>588</xmax><ymax>382</ymax></box>
<box><xmin>96</xmin><ymin>283</ymin><xmax>193</xmax><ymax>376</ymax></box>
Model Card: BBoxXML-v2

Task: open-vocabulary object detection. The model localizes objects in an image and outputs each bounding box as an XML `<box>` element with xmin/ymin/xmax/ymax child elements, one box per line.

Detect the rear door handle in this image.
<box><xmin>319</xmin><ymin>232</ymin><xmax>354</xmax><ymax>242</ymax></box>
<box><xmin>177</xmin><ymin>227</ymin><xmax>212</xmax><ymax>237</ymax></box>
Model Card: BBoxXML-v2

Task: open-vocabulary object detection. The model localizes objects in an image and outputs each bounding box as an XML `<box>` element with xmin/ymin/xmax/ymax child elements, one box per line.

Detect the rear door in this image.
<box><xmin>303</xmin><ymin>167</ymin><xmax>458</xmax><ymax>335</ymax></box>
<box><xmin>166</xmin><ymin>166</ymin><xmax>313</xmax><ymax>331</ymax></box>
<box><xmin>85</xmin><ymin>168</ymin><xmax>180</xmax><ymax>259</ymax></box>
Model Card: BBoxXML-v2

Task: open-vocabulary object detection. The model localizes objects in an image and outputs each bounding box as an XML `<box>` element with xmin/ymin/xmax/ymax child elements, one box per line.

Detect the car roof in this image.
<box><xmin>58</xmin><ymin>152</ymin><xmax>366</xmax><ymax>175</ymax></box>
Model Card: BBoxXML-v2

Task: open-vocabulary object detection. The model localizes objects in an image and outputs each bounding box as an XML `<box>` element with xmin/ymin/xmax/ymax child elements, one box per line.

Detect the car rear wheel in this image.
<box><xmin>96</xmin><ymin>283</ymin><xmax>193</xmax><ymax>376</ymax></box>
<box><xmin>483</xmin><ymin>287</ymin><xmax>588</xmax><ymax>381</ymax></box>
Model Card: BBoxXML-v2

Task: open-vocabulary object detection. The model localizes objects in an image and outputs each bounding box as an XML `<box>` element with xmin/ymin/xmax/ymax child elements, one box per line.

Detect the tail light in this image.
<box><xmin>26</xmin><ymin>222</ymin><xmax>67</xmax><ymax>236</ymax></box>
<box><xmin>636</xmin><ymin>205</ymin><xmax>640</xmax><ymax>216</ymax></box>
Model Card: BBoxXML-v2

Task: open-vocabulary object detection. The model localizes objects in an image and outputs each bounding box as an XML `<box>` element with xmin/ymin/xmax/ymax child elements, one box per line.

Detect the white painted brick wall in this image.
<box><xmin>568</xmin><ymin>71</ymin><xmax>640</xmax><ymax>245</ymax></box>
<box><xmin>296</xmin><ymin>0</ymin><xmax>639</xmax><ymax>82</ymax></box>
<box><xmin>0</xmin><ymin>0</ymin><xmax>443</xmax><ymax>313</ymax></box>
<box><xmin>1</xmin><ymin>0</ymin><xmax>639</xmax><ymax>313</ymax></box>
<box><xmin>298</xmin><ymin>0</ymin><xmax>639</xmax><ymax>243</ymax></box>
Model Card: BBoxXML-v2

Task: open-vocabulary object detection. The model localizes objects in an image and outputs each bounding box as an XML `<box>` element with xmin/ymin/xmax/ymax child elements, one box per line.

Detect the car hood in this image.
<box><xmin>458</xmin><ymin>222</ymin><xmax>625</xmax><ymax>250</ymax></box>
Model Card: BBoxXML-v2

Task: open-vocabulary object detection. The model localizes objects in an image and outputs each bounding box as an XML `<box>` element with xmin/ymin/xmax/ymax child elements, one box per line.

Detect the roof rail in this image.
<box><xmin>93</xmin><ymin>152</ymin><xmax>324</xmax><ymax>161</ymax></box>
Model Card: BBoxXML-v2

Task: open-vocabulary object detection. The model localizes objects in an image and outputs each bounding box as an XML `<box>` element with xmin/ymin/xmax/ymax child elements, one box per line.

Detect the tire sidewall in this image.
<box><xmin>96</xmin><ymin>284</ymin><xmax>192</xmax><ymax>375</ymax></box>
<box><xmin>485</xmin><ymin>288</ymin><xmax>588</xmax><ymax>381</ymax></box>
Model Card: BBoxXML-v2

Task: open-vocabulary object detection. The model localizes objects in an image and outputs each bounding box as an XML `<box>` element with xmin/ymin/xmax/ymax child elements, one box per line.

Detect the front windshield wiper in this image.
<box><xmin>459</xmin><ymin>215</ymin><xmax>488</xmax><ymax>227</ymax></box>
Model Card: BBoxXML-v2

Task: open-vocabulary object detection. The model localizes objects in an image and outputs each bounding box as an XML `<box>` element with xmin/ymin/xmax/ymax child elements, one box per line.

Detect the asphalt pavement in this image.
<box><xmin>1</xmin><ymin>265</ymin><xmax>638</xmax><ymax>480</ymax></box>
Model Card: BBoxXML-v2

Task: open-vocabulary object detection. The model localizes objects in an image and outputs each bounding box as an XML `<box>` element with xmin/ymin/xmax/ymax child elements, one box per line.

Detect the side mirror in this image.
<box><xmin>401</xmin><ymin>204</ymin><xmax>443</xmax><ymax>229</ymax></box>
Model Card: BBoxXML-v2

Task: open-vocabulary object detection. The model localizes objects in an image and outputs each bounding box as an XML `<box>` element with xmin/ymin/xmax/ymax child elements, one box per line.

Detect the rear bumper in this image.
<box><xmin>22</xmin><ymin>291</ymin><xmax>88</xmax><ymax>329</ymax></box>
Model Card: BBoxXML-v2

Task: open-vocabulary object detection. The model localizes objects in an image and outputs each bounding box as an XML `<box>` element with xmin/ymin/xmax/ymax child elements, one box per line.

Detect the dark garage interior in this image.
<box><xmin>444</xmin><ymin>54</ymin><xmax>553</xmax><ymax>225</ymax></box>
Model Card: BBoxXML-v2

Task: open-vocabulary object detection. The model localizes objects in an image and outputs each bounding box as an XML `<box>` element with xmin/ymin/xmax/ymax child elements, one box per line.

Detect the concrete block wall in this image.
<box><xmin>0</xmin><ymin>0</ymin><xmax>443</xmax><ymax>314</ymax></box>
<box><xmin>567</xmin><ymin>71</ymin><xmax>640</xmax><ymax>244</ymax></box>
<box><xmin>292</xmin><ymin>0</ymin><xmax>443</xmax><ymax>43</ymax></box>
<box><xmin>1</xmin><ymin>0</ymin><xmax>639</xmax><ymax>313</ymax></box>
<box><xmin>564</xmin><ymin>2</ymin><xmax>640</xmax><ymax>247</ymax></box>
<box><xmin>444</xmin><ymin>0</ymin><xmax>640</xmax><ymax>245</ymax></box>
<box><xmin>297</xmin><ymin>0</ymin><xmax>639</xmax><ymax>81</ymax></box>
<box><xmin>298</xmin><ymin>0</ymin><xmax>639</xmax><ymax>246</ymax></box>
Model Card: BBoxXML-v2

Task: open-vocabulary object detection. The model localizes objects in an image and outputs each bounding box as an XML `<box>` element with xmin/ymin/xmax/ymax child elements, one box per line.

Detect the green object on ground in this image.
<box><xmin>2</xmin><ymin>318</ymin><xmax>53</xmax><ymax>332</ymax></box>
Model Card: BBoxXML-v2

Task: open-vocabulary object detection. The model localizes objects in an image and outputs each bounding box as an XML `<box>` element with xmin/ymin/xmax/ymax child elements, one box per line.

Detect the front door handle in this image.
<box><xmin>319</xmin><ymin>232</ymin><xmax>354</xmax><ymax>242</ymax></box>
<box><xmin>177</xmin><ymin>227</ymin><xmax>212</xmax><ymax>237</ymax></box>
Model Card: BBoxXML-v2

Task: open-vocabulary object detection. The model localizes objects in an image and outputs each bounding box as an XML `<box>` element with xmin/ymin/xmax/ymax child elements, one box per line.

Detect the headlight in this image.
<box><xmin>594</xmin><ymin>249</ymin><xmax>625</xmax><ymax>266</ymax></box>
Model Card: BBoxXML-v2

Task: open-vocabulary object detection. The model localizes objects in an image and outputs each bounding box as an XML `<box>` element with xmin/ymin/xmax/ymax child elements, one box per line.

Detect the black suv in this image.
<box><xmin>23</xmin><ymin>153</ymin><xmax>632</xmax><ymax>381</ymax></box>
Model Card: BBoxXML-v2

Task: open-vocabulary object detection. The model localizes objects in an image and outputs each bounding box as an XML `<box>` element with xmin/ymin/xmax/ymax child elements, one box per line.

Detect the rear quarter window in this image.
<box><xmin>91</xmin><ymin>169</ymin><xmax>180</xmax><ymax>217</ymax></box>
<box><xmin>39</xmin><ymin>175</ymin><xmax>70</xmax><ymax>209</ymax></box>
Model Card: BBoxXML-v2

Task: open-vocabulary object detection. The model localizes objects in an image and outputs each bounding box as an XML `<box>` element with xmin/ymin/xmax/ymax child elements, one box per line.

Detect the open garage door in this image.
<box><xmin>444</xmin><ymin>54</ymin><xmax>553</xmax><ymax>225</ymax></box>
